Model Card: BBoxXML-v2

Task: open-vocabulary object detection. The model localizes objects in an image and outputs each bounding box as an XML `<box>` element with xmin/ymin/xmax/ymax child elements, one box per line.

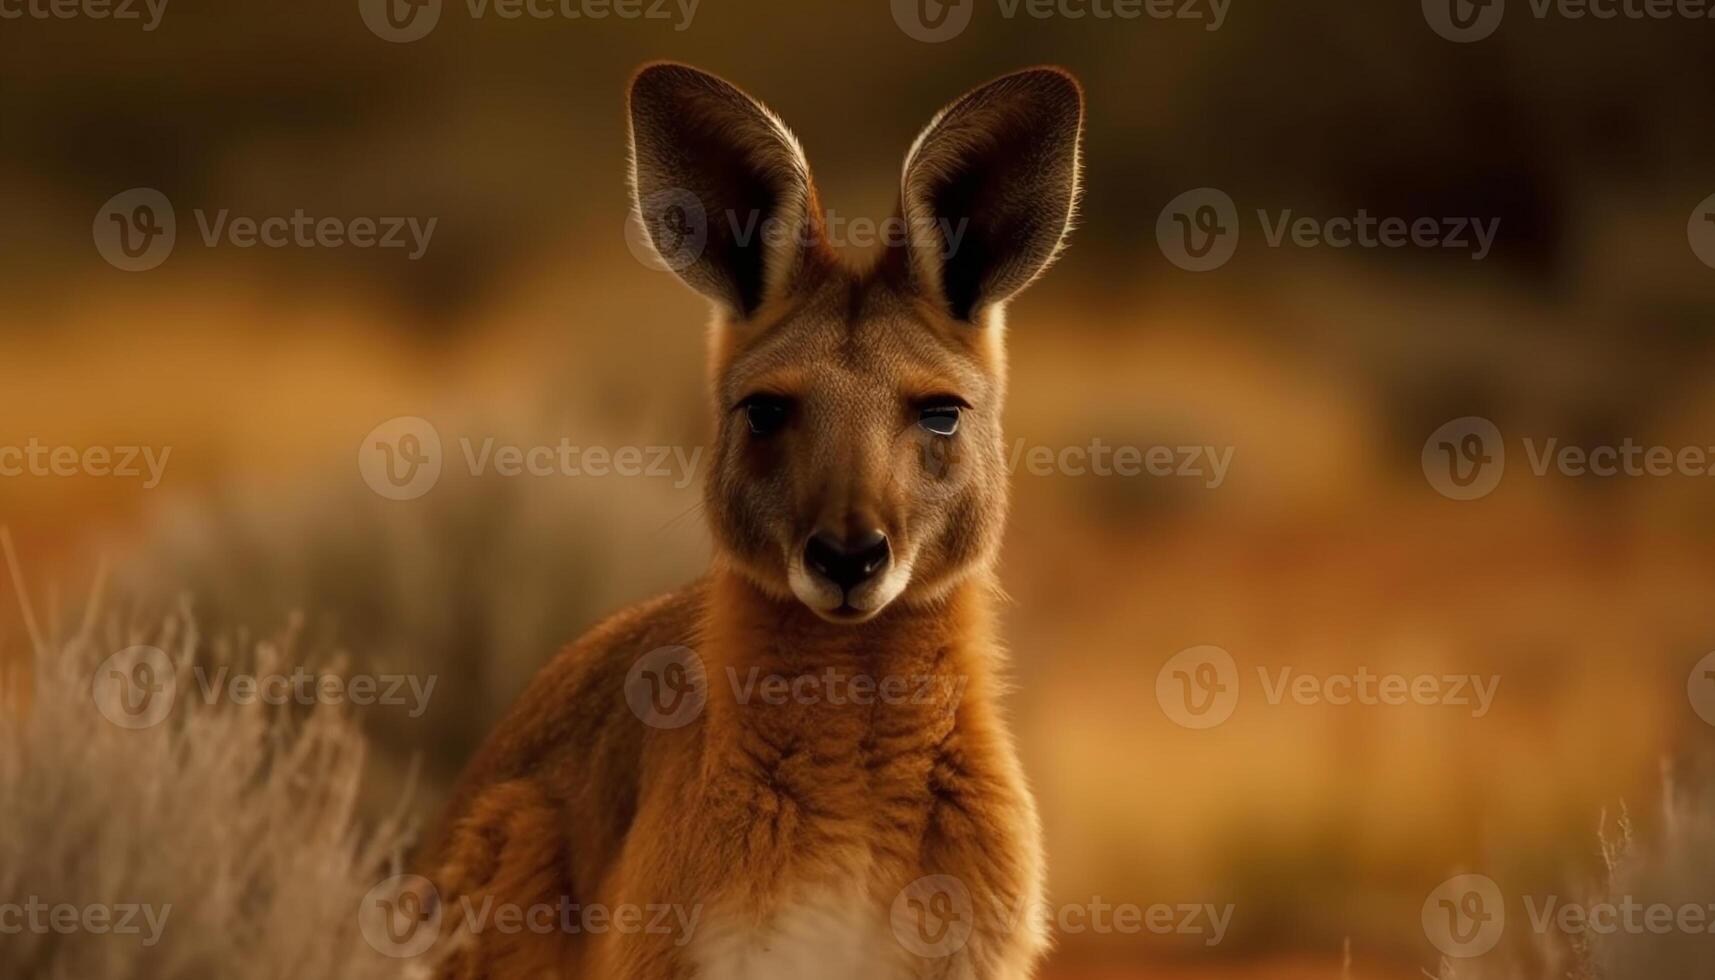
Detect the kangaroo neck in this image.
<box><xmin>696</xmin><ymin>567</ymin><xmax>999</xmax><ymax>733</ymax></box>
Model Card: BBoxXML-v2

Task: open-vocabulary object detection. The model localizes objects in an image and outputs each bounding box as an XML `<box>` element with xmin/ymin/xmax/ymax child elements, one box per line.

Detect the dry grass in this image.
<box><xmin>1428</xmin><ymin>770</ymin><xmax>1715</xmax><ymax>980</ymax></box>
<box><xmin>0</xmin><ymin>530</ymin><xmax>443</xmax><ymax>980</ymax></box>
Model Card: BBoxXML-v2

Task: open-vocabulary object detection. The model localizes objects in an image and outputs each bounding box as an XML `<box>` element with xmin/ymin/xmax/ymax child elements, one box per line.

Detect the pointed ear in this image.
<box><xmin>628</xmin><ymin>62</ymin><xmax>821</xmax><ymax>319</ymax></box>
<box><xmin>898</xmin><ymin>67</ymin><xmax>1084</xmax><ymax>323</ymax></box>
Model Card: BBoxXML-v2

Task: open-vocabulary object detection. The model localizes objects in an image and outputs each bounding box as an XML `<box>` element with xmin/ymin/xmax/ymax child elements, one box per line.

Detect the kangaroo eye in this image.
<box><xmin>918</xmin><ymin>405</ymin><xmax>961</xmax><ymax>437</ymax></box>
<box><xmin>741</xmin><ymin>395</ymin><xmax>791</xmax><ymax>437</ymax></box>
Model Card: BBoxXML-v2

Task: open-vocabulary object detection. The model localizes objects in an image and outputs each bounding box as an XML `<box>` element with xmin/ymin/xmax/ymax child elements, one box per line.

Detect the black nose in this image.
<box><xmin>804</xmin><ymin>528</ymin><xmax>891</xmax><ymax>593</ymax></box>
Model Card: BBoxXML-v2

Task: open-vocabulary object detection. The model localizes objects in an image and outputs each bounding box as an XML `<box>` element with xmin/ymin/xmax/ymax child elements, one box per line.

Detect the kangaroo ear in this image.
<box><xmin>628</xmin><ymin>62</ymin><xmax>820</xmax><ymax>319</ymax></box>
<box><xmin>899</xmin><ymin>67</ymin><xmax>1084</xmax><ymax>323</ymax></box>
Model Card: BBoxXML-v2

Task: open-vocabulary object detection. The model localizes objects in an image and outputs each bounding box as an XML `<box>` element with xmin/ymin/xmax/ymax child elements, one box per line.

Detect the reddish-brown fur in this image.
<box><xmin>422</xmin><ymin>62</ymin><xmax>1083</xmax><ymax>979</ymax></box>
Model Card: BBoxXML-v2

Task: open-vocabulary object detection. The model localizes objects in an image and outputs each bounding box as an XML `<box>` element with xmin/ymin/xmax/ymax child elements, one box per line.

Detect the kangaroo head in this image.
<box><xmin>628</xmin><ymin>63</ymin><xmax>1083</xmax><ymax>624</ymax></box>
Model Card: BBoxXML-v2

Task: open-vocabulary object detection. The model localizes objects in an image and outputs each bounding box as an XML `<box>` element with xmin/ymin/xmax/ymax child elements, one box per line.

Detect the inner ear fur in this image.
<box><xmin>628</xmin><ymin>62</ymin><xmax>825</xmax><ymax>318</ymax></box>
<box><xmin>897</xmin><ymin>67</ymin><xmax>1084</xmax><ymax>323</ymax></box>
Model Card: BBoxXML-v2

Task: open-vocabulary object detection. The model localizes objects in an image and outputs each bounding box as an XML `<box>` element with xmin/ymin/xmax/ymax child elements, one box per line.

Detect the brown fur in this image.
<box><xmin>423</xmin><ymin>62</ymin><xmax>1083</xmax><ymax>979</ymax></box>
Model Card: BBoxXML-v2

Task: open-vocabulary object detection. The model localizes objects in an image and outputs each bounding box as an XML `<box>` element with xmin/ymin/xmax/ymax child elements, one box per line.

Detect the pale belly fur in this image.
<box><xmin>688</xmin><ymin>888</ymin><xmax>918</xmax><ymax>980</ymax></box>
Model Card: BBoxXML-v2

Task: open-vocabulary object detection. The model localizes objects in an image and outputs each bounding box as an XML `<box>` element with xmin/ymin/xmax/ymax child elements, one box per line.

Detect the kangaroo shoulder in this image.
<box><xmin>422</xmin><ymin>580</ymin><xmax>708</xmax><ymax>870</ymax></box>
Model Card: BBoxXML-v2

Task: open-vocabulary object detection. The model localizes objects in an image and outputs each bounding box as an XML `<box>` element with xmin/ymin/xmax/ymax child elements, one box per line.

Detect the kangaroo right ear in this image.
<box><xmin>628</xmin><ymin>63</ymin><xmax>821</xmax><ymax>319</ymax></box>
<box><xmin>899</xmin><ymin>67</ymin><xmax>1084</xmax><ymax>324</ymax></box>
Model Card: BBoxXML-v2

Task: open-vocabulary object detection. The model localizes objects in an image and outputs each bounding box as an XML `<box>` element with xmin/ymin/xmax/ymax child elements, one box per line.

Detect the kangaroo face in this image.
<box><xmin>629</xmin><ymin>63</ymin><xmax>1082</xmax><ymax>622</ymax></box>
<box><xmin>704</xmin><ymin>276</ymin><xmax>1008</xmax><ymax>622</ymax></box>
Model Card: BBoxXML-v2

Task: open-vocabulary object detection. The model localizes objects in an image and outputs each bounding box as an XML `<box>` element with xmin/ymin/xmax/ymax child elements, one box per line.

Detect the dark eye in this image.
<box><xmin>741</xmin><ymin>395</ymin><xmax>791</xmax><ymax>437</ymax></box>
<box><xmin>918</xmin><ymin>403</ymin><xmax>961</xmax><ymax>437</ymax></box>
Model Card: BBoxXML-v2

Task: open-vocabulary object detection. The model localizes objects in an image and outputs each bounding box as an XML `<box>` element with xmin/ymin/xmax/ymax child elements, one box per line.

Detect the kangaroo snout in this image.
<box><xmin>793</xmin><ymin>517</ymin><xmax>906</xmax><ymax>622</ymax></box>
<box><xmin>804</xmin><ymin>526</ymin><xmax>891</xmax><ymax>593</ymax></box>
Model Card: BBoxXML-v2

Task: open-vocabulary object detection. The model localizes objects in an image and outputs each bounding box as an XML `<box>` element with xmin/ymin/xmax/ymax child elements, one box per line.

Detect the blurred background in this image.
<box><xmin>4</xmin><ymin>0</ymin><xmax>1715</xmax><ymax>976</ymax></box>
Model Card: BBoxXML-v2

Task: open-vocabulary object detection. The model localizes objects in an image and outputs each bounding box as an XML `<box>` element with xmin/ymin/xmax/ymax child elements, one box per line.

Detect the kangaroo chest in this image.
<box><xmin>685</xmin><ymin>662</ymin><xmax>971</xmax><ymax>980</ymax></box>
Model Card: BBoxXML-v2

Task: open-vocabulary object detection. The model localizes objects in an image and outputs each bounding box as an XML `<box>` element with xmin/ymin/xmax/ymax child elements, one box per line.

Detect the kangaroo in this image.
<box><xmin>419</xmin><ymin>62</ymin><xmax>1083</xmax><ymax>980</ymax></box>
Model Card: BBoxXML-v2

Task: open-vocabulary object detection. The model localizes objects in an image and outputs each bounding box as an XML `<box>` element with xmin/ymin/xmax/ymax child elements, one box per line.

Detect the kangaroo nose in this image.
<box><xmin>804</xmin><ymin>528</ymin><xmax>891</xmax><ymax>593</ymax></box>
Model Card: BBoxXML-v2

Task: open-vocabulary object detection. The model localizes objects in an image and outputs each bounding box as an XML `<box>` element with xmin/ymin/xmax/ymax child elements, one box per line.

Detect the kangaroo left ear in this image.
<box><xmin>898</xmin><ymin>67</ymin><xmax>1084</xmax><ymax>323</ymax></box>
<box><xmin>628</xmin><ymin>62</ymin><xmax>821</xmax><ymax>319</ymax></box>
